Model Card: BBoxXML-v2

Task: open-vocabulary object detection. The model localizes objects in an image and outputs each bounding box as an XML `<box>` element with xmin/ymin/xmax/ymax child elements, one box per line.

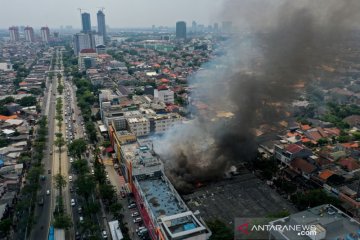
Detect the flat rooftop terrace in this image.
<box><xmin>138</xmin><ymin>177</ymin><xmax>186</xmax><ymax>219</ymax></box>
<box><xmin>270</xmin><ymin>204</ymin><xmax>360</xmax><ymax>240</ymax></box>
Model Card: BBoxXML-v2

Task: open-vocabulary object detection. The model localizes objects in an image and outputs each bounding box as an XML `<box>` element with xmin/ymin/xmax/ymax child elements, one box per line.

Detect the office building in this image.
<box><xmin>269</xmin><ymin>204</ymin><xmax>360</xmax><ymax>240</ymax></box>
<box><xmin>81</xmin><ymin>12</ymin><xmax>91</xmax><ymax>33</ymax></box>
<box><xmin>192</xmin><ymin>21</ymin><xmax>197</xmax><ymax>33</ymax></box>
<box><xmin>78</xmin><ymin>49</ymin><xmax>97</xmax><ymax>70</ymax></box>
<box><xmin>24</xmin><ymin>26</ymin><xmax>35</xmax><ymax>42</ymax></box>
<box><xmin>176</xmin><ymin>21</ymin><xmax>187</xmax><ymax>39</ymax></box>
<box><xmin>94</xmin><ymin>34</ymin><xmax>104</xmax><ymax>47</ymax></box>
<box><xmin>9</xmin><ymin>26</ymin><xmax>20</xmax><ymax>42</ymax></box>
<box><xmin>106</xmin><ymin>135</ymin><xmax>212</xmax><ymax>240</ymax></box>
<box><xmin>40</xmin><ymin>27</ymin><xmax>50</xmax><ymax>43</ymax></box>
<box><xmin>97</xmin><ymin>10</ymin><xmax>107</xmax><ymax>44</ymax></box>
<box><xmin>73</xmin><ymin>33</ymin><xmax>92</xmax><ymax>56</ymax></box>
<box><xmin>154</xmin><ymin>86</ymin><xmax>174</xmax><ymax>104</ymax></box>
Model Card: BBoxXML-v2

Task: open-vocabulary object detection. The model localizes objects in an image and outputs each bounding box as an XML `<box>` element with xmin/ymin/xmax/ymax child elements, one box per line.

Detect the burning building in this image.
<box><xmin>109</xmin><ymin>125</ymin><xmax>212</xmax><ymax>239</ymax></box>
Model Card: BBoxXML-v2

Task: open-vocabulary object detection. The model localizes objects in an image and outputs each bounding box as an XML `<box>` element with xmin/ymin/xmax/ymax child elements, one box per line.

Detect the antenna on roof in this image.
<box><xmin>98</xmin><ymin>7</ymin><xmax>105</xmax><ymax>12</ymax></box>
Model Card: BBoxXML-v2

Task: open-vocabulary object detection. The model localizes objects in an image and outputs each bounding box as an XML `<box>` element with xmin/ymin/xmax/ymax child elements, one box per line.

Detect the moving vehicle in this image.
<box><xmin>38</xmin><ymin>197</ymin><xmax>44</xmax><ymax>206</ymax></box>
<box><xmin>102</xmin><ymin>230</ymin><xmax>108</xmax><ymax>239</ymax></box>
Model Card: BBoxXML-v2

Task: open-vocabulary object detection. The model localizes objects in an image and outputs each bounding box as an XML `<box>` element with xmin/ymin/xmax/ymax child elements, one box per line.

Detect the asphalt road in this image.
<box><xmin>30</xmin><ymin>63</ymin><xmax>58</xmax><ymax>239</ymax></box>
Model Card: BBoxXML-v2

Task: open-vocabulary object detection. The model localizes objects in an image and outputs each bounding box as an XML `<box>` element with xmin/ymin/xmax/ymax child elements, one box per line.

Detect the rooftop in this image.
<box><xmin>121</xmin><ymin>139</ymin><xmax>163</xmax><ymax>175</ymax></box>
<box><xmin>137</xmin><ymin>176</ymin><xmax>186</xmax><ymax>219</ymax></box>
<box><xmin>269</xmin><ymin>204</ymin><xmax>360</xmax><ymax>240</ymax></box>
<box><xmin>159</xmin><ymin>211</ymin><xmax>208</xmax><ymax>239</ymax></box>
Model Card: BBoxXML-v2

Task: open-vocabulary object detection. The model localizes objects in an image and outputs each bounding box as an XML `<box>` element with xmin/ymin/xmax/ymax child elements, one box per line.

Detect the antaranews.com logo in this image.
<box><xmin>235</xmin><ymin>218</ymin><xmax>318</xmax><ymax>240</ymax></box>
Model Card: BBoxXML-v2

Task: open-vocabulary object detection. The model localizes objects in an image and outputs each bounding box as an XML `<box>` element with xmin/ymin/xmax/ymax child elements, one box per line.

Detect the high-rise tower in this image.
<box><xmin>97</xmin><ymin>10</ymin><xmax>106</xmax><ymax>44</ymax></box>
<box><xmin>176</xmin><ymin>21</ymin><xmax>187</xmax><ymax>39</ymax></box>
<box><xmin>9</xmin><ymin>26</ymin><xmax>20</xmax><ymax>42</ymax></box>
<box><xmin>81</xmin><ymin>12</ymin><xmax>91</xmax><ymax>33</ymax></box>
<box><xmin>40</xmin><ymin>27</ymin><xmax>50</xmax><ymax>43</ymax></box>
<box><xmin>24</xmin><ymin>26</ymin><xmax>35</xmax><ymax>42</ymax></box>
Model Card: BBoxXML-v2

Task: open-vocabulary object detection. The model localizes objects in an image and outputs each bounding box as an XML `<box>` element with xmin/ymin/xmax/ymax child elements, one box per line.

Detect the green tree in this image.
<box><xmin>17</xmin><ymin>96</ymin><xmax>37</xmax><ymax>107</ymax></box>
<box><xmin>53</xmin><ymin>214</ymin><xmax>72</xmax><ymax>229</ymax></box>
<box><xmin>109</xmin><ymin>202</ymin><xmax>123</xmax><ymax>218</ymax></box>
<box><xmin>291</xmin><ymin>189</ymin><xmax>341</xmax><ymax>210</ymax></box>
<box><xmin>75</xmin><ymin>174</ymin><xmax>95</xmax><ymax>200</ymax></box>
<box><xmin>53</xmin><ymin>173</ymin><xmax>67</xmax><ymax>190</ymax></box>
<box><xmin>0</xmin><ymin>218</ymin><xmax>12</xmax><ymax>237</ymax></box>
<box><xmin>68</xmin><ymin>139</ymin><xmax>87</xmax><ymax>159</ymax></box>
<box><xmin>72</xmin><ymin>159</ymin><xmax>89</xmax><ymax>175</ymax></box>
<box><xmin>207</xmin><ymin>219</ymin><xmax>233</xmax><ymax>240</ymax></box>
<box><xmin>102</xmin><ymin>141</ymin><xmax>111</xmax><ymax>148</ymax></box>
<box><xmin>99</xmin><ymin>184</ymin><xmax>116</xmax><ymax>204</ymax></box>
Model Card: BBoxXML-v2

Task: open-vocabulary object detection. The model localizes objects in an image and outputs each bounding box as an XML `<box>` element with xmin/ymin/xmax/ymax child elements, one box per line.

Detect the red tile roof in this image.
<box><xmin>339</xmin><ymin>157</ymin><xmax>360</xmax><ymax>171</ymax></box>
<box><xmin>290</xmin><ymin>158</ymin><xmax>316</xmax><ymax>174</ymax></box>
<box><xmin>0</xmin><ymin>115</ymin><xmax>17</xmax><ymax>120</ymax></box>
<box><xmin>319</xmin><ymin>169</ymin><xmax>334</xmax><ymax>180</ymax></box>
<box><xmin>285</xmin><ymin>144</ymin><xmax>304</xmax><ymax>154</ymax></box>
<box><xmin>157</xmin><ymin>85</ymin><xmax>168</xmax><ymax>91</ymax></box>
<box><xmin>80</xmin><ymin>48</ymin><xmax>96</xmax><ymax>53</ymax></box>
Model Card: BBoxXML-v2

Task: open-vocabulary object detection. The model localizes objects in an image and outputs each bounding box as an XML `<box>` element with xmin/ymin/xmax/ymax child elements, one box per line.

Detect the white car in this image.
<box><xmin>131</xmin><ymin>212</ymin><xmax>139</xmax><ymax>217</ymax></box>
<box><xmin>71</xmin><ymin>199</ymin><xmax>75</xmax><ymax>206</ymax></box>
<box><xmin>79</xmin><ymin>216</ymin><xmax>83</xmax><ymax>223</ymax></box>
<box><xmin>70</xmin><ymin>157</ymin><xmax>74</xmax><ymax>163</ymax></box>
<box><xmin>102</xmin><ymin>230</ymin><xmax>108</xmax><ymax>239</ymax></box>
<box><xmin>46</xmin><ymin>190</ymin><xmax>50</xmax><ymax>195</ymax></box>
<box><xmin>69</xmin><ymin>175</ymin><xmax>73</xmax><ymax>182</ymax></box>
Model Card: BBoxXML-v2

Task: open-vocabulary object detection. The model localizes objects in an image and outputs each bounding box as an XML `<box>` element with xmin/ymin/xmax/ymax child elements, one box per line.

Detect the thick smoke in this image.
<box><xmin>154</xmin><ymin>0</ymin><xmax>360</xmax><ymax>193</ymax></box>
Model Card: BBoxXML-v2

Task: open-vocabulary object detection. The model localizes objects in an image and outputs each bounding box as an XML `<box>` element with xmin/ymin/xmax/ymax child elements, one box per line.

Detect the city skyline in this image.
<box><xmin>0</xmin><ymin>0</ymin><xmax>225</xmax><ymax>29</ymax></box>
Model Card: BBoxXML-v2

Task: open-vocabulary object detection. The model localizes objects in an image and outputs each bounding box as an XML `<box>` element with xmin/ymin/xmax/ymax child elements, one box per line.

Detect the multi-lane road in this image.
<box><xmin>30</xmin><ymin>49</ymin><xmax>60</xmax><ymax>240</ymax></box>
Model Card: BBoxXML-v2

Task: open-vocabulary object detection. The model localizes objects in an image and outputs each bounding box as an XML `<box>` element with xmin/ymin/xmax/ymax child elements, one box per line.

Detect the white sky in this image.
<box><xmin>0</xmin><ymin>0</ymin><xmax>225</xmax><ymax>29</ymax></box>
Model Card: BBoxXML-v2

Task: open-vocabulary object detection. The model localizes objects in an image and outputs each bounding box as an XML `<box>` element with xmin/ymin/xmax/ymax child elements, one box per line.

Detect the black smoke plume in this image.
<box><xmin>154</xmin><ymin>0</ymin><xmax>360</xmax><ymax>192</ymax></box>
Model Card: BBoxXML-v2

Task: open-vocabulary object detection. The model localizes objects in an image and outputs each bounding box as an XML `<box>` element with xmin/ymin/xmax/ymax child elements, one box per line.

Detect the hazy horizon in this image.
<box><xmin>0</xmin><ymin>0</ymin><xmax>225</xmax><ymax>29</ymax></box>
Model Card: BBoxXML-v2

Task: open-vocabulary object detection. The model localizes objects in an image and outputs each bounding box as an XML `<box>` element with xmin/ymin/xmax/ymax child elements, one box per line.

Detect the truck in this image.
<box><xmin>108</xmin><ymin>220</ymin><xmax>123</xmax><ymax>240</ymax></box>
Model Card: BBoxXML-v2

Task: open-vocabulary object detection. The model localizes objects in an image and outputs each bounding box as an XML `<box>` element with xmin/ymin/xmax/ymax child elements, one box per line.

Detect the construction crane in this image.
<box><xmin>77</xmin><ymin>8</ymin><xmax>87</xmax><ymax>14</ymax></box>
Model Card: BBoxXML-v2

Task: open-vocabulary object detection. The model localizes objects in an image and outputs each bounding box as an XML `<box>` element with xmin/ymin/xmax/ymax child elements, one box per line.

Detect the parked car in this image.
<box><xmin>128</xmin><ymin>203</ymin><xmax>136</xmax><ymax>209</ymax></box>
<box><xmin>131</xmin><ymin>212</ymin><xmax>139</xmax><ymax>217</ymax></box>
<box><xmin>136</xmin><ymin>227</ymin><xmax>146</xmax><ymax>233</ymax></box>
<box><xmin>69</xmin><ymin>175</ymin><xmax>73</xmax><ymax>182</ymax></box>
<box><xmin>79</xmin><ymin>216</ymin><xmax>83</xmax><ymax>223</ymax></box>
<box><xmin>71</xmin><ymin>199</ymin><xmax>75</xmax><ymax>206</ymax></box>
<box><xmin>133</xmin><ymin>217</ymin><xmax>142</xmax><ymax>223</ymax></box>
<box><xmin>138</xmin><ymin>229</ymin><xmax>148</xmax><ymax>236</ymax></box>
<box><xmin>46</xmin><ymin>190</ymin><xmax>50</xmax><ymax>195</ymax></box>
